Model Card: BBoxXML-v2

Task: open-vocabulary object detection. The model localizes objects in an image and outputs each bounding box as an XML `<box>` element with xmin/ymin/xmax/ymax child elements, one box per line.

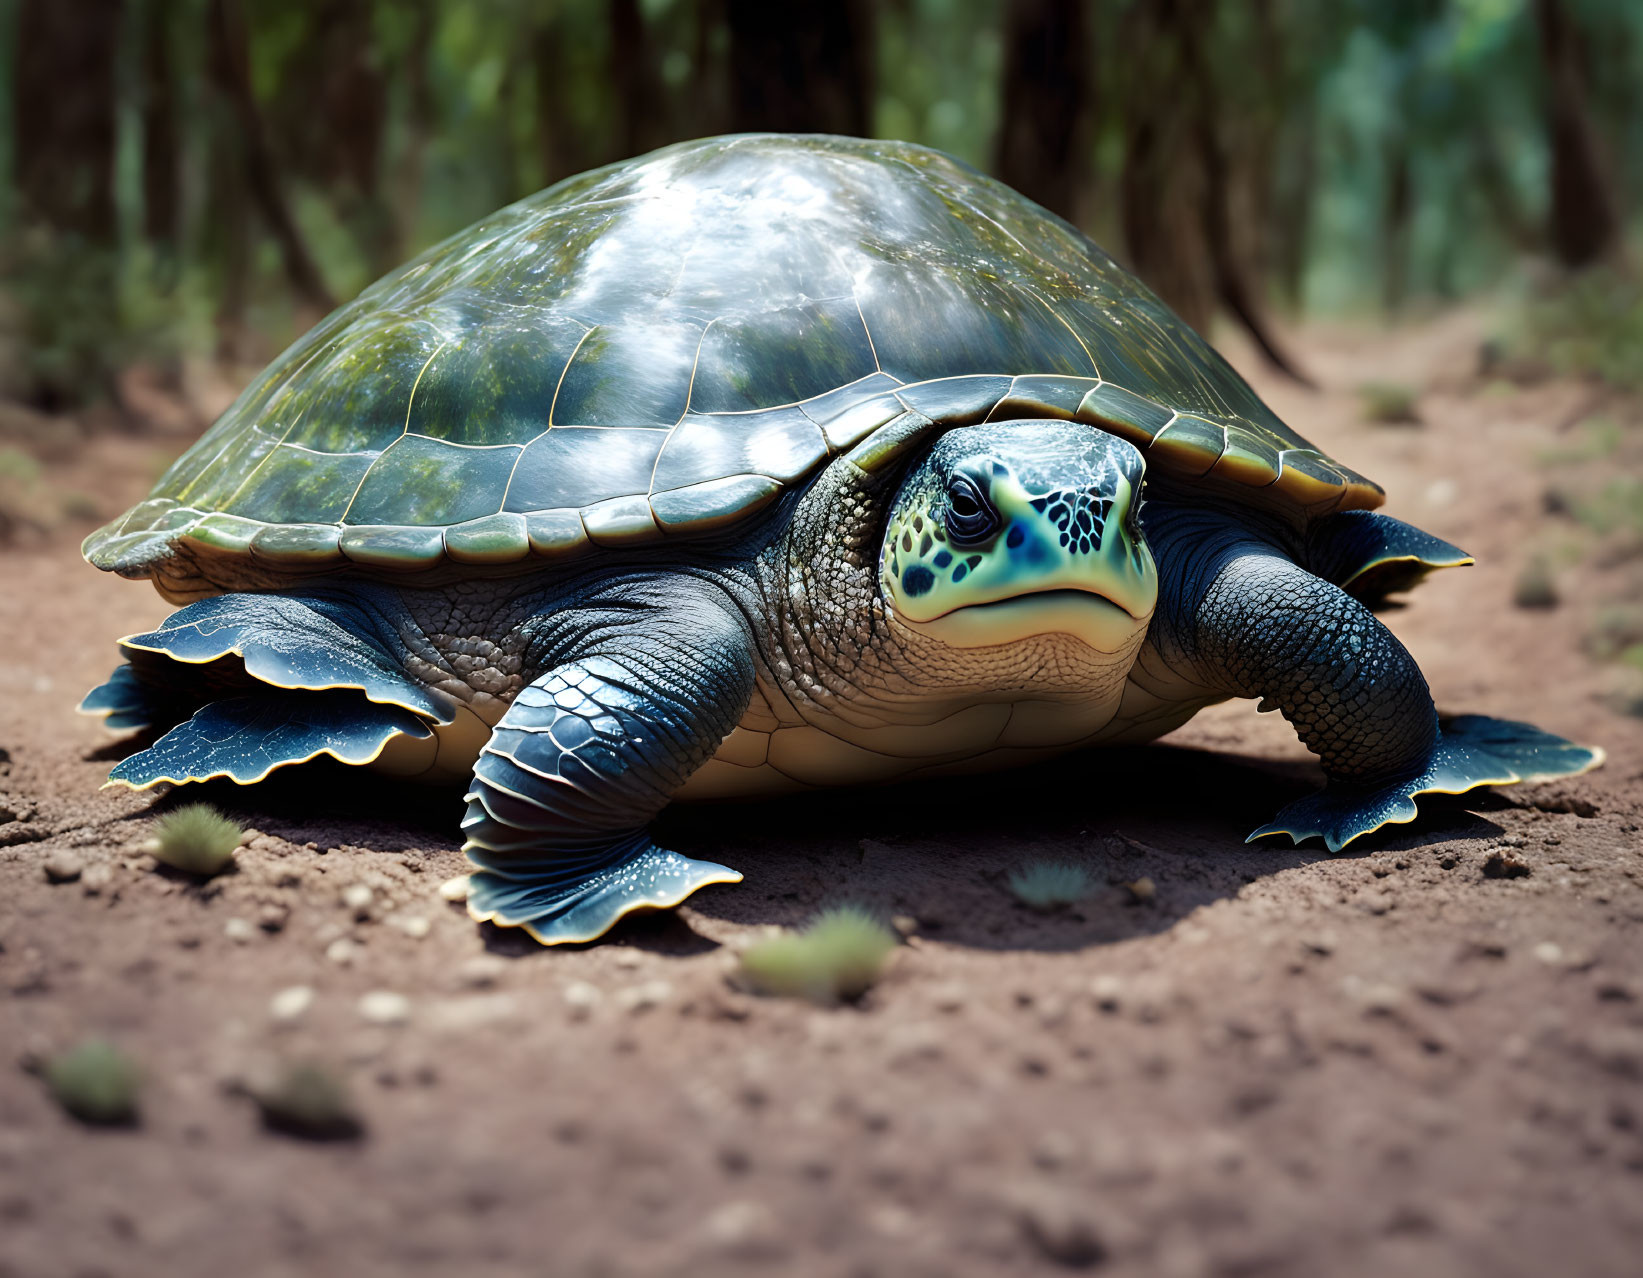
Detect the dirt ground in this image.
<box><xmin>2</xmin><ymin>315</ymin><xmax>1640</xmax><ymax>1278</ymax></box>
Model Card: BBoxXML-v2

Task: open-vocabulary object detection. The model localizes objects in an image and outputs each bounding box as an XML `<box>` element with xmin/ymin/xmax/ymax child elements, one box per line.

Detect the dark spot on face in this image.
<box><xmin>933</xmin><ymin>550</ymin><xmax>953</xmax><ymax>568</ymax></box>
<box><xmin>902</xmin><ymin>531</ymin><xmax>913</xmax><ymax>552</ymax></box>
<box><xmin>903</xmin><ymin>565</ymin><xmax>936</xmax><ymax>597</ymax></box>
<box><xmin>1006</xmin><ymin>525</ymin><xmax>1025</xmax><ymax>549</ymax></box>
<box><xmin>919</xmin><ymin>533</ymin><xmax>932</xmax><ymax>557</ymax></box>
<box><xmin>952</xmin><ymin>565</ymin><xmax>968</xmax><ymax>583</ymax></box>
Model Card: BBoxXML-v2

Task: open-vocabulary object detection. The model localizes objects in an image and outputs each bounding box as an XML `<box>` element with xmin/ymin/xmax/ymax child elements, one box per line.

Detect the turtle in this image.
<box><xmin>81</xmin><ymin>134</ymin><xmax>1602</xmax><ymax>946</ymax></box>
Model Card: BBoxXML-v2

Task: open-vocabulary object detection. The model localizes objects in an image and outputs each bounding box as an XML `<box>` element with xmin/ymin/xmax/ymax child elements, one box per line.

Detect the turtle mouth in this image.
<box><xmin>915</xmin><ymin>585</ymin><xmax>1151</xmax><ymax>653</ymax></box>
<box><xmin>947</xmin><ymin>585</ymin><xmax>1146</xmax><ymax>621</ymax></box>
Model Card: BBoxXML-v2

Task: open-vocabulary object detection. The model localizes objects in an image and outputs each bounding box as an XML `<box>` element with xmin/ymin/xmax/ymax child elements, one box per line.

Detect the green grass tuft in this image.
<box><xmin>251</xmin><ymin>1062</ymin><xmax>365</xmax><ymax>1141</ymax></box>
<box><xmin>148</xmin><ymin>803</ymin><xmax>243</xmax><ymax>876</ymax></box>
<box><xmin>739</xmin><ymin>905</ymin><xmax>899</xmax><ymax>1003</ymax></box>
<box><xmin>1008</xmin><ymin>860</ymin><xmax>1095</xmax><ymax>911</ymax></box>
<box><xmin>44</xmin><ymin>1039</ymin><xmax>140</xmax><ymax>1126</ymax></box>
<box><xmin>1357</xmin><ymin>381</ymin><xmax>1422</xmax><ymax>425</ymax></box>
<box><xmin>1513</xmin><ymin>557</ymin><xmax>1560</xmax><ymax>610</ymax></box>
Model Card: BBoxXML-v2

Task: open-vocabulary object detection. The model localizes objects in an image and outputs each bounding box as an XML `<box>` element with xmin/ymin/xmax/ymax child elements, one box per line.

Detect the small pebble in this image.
<box><xmin>562</xmin><ymin>980</ymin><xmax>603</xmax><ymax>1020</ymax></box>
<box><xmin>325</xmin><ymin>937</ymin><xmax>361</xmax><ymax>966</ymax></box>
<box><xmin>341</xmin><ymin>884</ymin><xmax>374</xmax><ymax>917</ymax></box>
<box><xmin>386</xmin><ymin>913</ymin><xmax>431</xmax><ymax>939</ymax></box>
<box><xmin>258</xmin><ymin>903</ymin><xmax>290</xmax><ymax>933</ymax></box>
<box><xmin>1090</xmin><ymin>974</ymin><xmax>1123</xmax><ymax>1012</ymax></box>
<box><xmin>223</xmin><ymin>917</ymin><xmax>257</xmax><ymax>945</ymax></box>
<box><xmin>1125</xmin><ymin>877</ymin><xmax>1156</xmax><ymax>903</ymax></box>
<box><xmin>43</xmin><ymin>852</ymin><xmax>83</xmax><ymax>884</ymax></box>
<box><xmin>615</xmin><ymin>980</ymin><xmax>673</xmax><ymax>1014</ymax></box>
<box><xmin>1018</xmin><ymin>1190</ymin><xmax>1107</xmax><ymax>1267</ymax></box>
<box><xmin>612</xmin><ymin>948</ymin><xmax>642</xmax><ymax>970</ymax></box>
<box><xmin>358</xmin><ymin>991</ymin><xmax>411</xmax><ymax>1025</ymax></box>
<box><xmin>891</xmin><ymin>914</ymin><xmax>919</xmax><ymax>937</ymax></box>
<box><xmin>930</xmin><ymin>981</ymin><xmax>969</xmax><ymax>1013</ymax></box>
<box><xmin>250</xmin><ymin>1062</ymin><xmax>363</xmax><ymax>1141</ymax></box>
<box><xmin>438</xmin><ymin>875</ymin><xmax>471</xmax><ymax>903</ymax></box>
<box><xmin>457</xmin><ymin>955</ymin><xmax>508</xmax><ymax>989</ymax></box>
<box><xmin>1532</xmin><ymin>941</ymin><xmax>1565</xmax><ymax>966</ymax></box>
<box><xmin>270</xmin><ymin>985</ymin><xmax>315</xmax><ymax>1022</ymax></box>
<box><xmin>80</xmin><ymin>863</ymin><xmax>114</xmax><ymax>895</ymax></box>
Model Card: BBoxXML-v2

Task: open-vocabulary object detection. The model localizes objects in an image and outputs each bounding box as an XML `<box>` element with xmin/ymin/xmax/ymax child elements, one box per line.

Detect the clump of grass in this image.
<box><xmin>42</xmin><ymin>1039</ymin><xmax>140</xmax><ymax>1126</ymax></box>
<box><xmin>1513</xmin><ymin>557</ymin><xmax>1559</xmax><ymax>610</ymax></box>
<box><xmin>250</xmin><ymin>1062</ymin><xmax>364</xmax><ymax>1141</ymax></box>
<box><xmin>146</xmin><ymin>803</ymin><xmax>242</xmax><ymax>876</ymax></box>
<box><xmin>1357</xmin><ymin>381</ymin><xmax>1422</xmax><ymax>426</ymax></box>
<box><xmin>738</xmin><ymin>905</ymin><xmax>898</xmax><ymax>1003</ymax></box>
<box><xmin>1008</xmin><ymin>861</ymin><xmax>1095</xmax><ymax>912</ymax></box>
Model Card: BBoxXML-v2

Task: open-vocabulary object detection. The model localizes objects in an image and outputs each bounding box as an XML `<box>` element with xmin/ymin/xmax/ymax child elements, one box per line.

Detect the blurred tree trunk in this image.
<box><xmin>140</xmin><ymin>0</ymin><xmax>181</xmax><ymax>253</ymax></box>
<box><xmin>1381</xmin><ymin>143</ymin><xmax>1412</xmax><ymax>314</ymax></box>
<box><xmin>610</xmin><ymin>0</ymin><xmax>664</xmax><ymax>157</ymax></box>
<box><xmin>389</xmin><ymin>0</ymin><xmax>437</xmax><ymax>265</ymax></box>
<box><xmin>12</xmin><ymin>0</ymin><xmax>121</xmax><ymax>241</ymax></box>
<box><xmin>534</xmin><ymin>15</ymin><xmax>594</xmax><ymax>186</ymax></box>
<box><xmin>208</xmin><ymin>0</ymin><xmax>335</xmax><ymax>313</ymax></box>
<box><xmin>994</xmin><ymin>0</ymin><xmax>1091</xmax><ymax>221</ymax></box>
<box><xmin>1533</xmin><ymin>0</ymin><xmax>1622</xmax><ymax>269</ymax></box>
<box><xmin>723</xmin><ymin>0</ymin><xmax>873</xmax><ymax>135</ymax></box>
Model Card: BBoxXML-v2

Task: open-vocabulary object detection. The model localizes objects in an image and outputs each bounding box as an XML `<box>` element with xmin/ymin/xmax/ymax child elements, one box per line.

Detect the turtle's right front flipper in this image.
<box><xmin>462</xmin><ymin>585</ymin><xmax>757</xmax><ymax>946</ymax></box>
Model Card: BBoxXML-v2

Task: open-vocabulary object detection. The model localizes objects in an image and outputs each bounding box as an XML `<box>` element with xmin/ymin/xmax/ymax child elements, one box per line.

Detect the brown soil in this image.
<box><xmin>2</xmin><ymin>316</ymin><xmax>1641</xmax><ymax>1278</ymax></box>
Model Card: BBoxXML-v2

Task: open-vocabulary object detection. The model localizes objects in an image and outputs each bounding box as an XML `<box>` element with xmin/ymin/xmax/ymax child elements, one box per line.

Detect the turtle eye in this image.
<box><xmin>945</xmin><ymin>473</ymin><xmax>999</xmax><ymax>546</ymax></box>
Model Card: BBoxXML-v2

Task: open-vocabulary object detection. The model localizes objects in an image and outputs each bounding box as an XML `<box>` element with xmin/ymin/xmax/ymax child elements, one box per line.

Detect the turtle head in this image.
<box><xmin>881</xmin><ymin>421</ymin><xmax>1157</xmax><ymax>653</ymax></box>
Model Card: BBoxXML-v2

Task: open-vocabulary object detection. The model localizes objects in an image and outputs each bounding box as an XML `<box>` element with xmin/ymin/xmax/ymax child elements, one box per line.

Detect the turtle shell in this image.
<box><xmin>85</xmin><ymin>134</ymin><xmax>1381</xmax><ymax>601</ymax></box>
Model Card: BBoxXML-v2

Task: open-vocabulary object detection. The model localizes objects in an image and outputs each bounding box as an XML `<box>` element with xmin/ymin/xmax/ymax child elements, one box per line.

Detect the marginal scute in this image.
<box><xmin>1147</xmin><ymin>414</ymin><xmax>1226</xmax><ymax>478</ymax></box>
<box><xmin>814</xmin><ymin>393</ymin><xmax>908</xmax><ymax>452</ymax></box>
<box><xmin>338</xmin><ymin>525</ymin><xmax>447</xmax><ymax>569</ymax></box>
<box><xmin>1211</xmin><ymin>428</ymin><xmax>1283</xmax><ymax>488</ymax></box>
<box><xmin>249</xmin><ymin>523</ymin><xmax>343</xmax><ymax>565</ymax></box>
<box><xmin>994</xmin><ymin>375</ymin><xmax>1100</xmax><ymax>422</ymax></box>
<box><xmin>1275</xmin><ymin>450</ymin><xmax>1350</xmax><ymax>507</ymax></box>
<box><xmin>893</xmin><ymin>375</ymin><xmax>1012</xmax><ymax>424</ymax></box>
<box><xmin>1075</xmin><ymin>383</ymin><xmax>1175</xmax><ymax>440</ymax></box>
<box><xmin>581</xmin><ymin>495</ymin><xmax>662</xmax><ymax>546</ymax></box>
<box><xmin>524</xmin><ymin>510</ymin><xmax>591</xmax><ymax>558</ymax></box>
<box><xmin>651</xmin><ymin>475</ymin><xmax>782</xmax><ymax>532</ymax></box>
<box><xmin>444</xmin><ymin>512</ymin><xmax>531</xmax><ymax>565</ymax></box>
<box><xmin>179</xmin><ymin>513</ymin><xmax>265</xmax><ymax>555</ymax></box>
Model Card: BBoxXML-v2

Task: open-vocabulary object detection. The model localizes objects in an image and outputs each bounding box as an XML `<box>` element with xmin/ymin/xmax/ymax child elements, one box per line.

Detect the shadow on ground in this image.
<box><xmin>91</xmin><ymin>734</ymin><xmax>1505</xmax><ymax>957</ymax></box>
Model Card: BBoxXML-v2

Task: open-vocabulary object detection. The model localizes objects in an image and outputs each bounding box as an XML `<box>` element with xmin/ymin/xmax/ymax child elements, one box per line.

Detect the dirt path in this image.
<box><xmin>2</xmin><ymin>316</ymin><xmax>1640</xmax><ymax>1278</ymax></box>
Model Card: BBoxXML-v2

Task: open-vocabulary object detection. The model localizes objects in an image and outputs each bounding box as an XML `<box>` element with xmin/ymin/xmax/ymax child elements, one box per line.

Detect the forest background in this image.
<box><xmin>1</xmin><ymin>0</ymin><xmax>1639</xmax><ymax>420</ymax></box>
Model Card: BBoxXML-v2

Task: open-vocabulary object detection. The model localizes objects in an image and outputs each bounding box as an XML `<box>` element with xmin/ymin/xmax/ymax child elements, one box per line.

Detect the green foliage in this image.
<box><xmin>1357</xmin><ymin>381</ymin><xmax>1422</xmax><ymax>425</ymax></box>
<box><xmin>1007</xmin><ymin>860</ymin><xmax>1094</xmax><ymax>911</ymax></box>
<box><xmin>739</xmin><ymin>905</ymin><xmax>898</xmax><ymax>1003</ymax></box>
<box><xmin>148</xmin><ymin>803</ymin><xmax>243</xmax><ymax>876</ymax></box>
<box><xmin>1513</xmin><ymin>556</ymin><xmax>1559</xmax><ymax>610</ymax></box>
<box><xmin>251</xmin><ymin>1062</ymin><xmax>364</xmax><ymax>1141</ymax></box>
<box><xmin>1588</xmin><ymin>605</ymin><xmax>1643</xmax><ymax>665</ymax></box>
<box><xmin>43</xmin><ymin>1039</ymin><xmax>140</xmax><ymax>1126</ymax></box>
<box><xmin>1518</xmin><ymin>275</ymin><xmax>1643</xmax><ymax>392</ymax></box>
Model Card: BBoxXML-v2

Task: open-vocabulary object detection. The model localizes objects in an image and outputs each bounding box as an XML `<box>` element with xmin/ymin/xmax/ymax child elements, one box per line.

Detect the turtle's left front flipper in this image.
<box><xmin>1158</xmin><ymin>535</ymin><xmax>1601</xmax><ymax>851</ymax></box>
<box><xmin>462</xmin><ymin>582</ymin><xmax>757</xmax><ymax>945</ymax></box>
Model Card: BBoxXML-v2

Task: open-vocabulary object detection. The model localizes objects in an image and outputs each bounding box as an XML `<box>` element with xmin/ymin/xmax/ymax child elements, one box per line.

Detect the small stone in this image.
<box><xmin>930</xmin><ymin>981</ymin><xmax>969</xmax><ymax>1012</ymax></box>
<box><xmin>891</xmin><ymin>914</ymin><xmax>919</xmax><ymax>937</ymax></box>
<box><xmin>1483</xmin><ymin>850</ymin><xmax>1532</xmax><ymax>879</ymax></box>
<box><xmin>612</xmin><ymin>948</ymin><xmax>642</xmax><ymax>970</ymax></box>
<box><xmin>1090</xmin><ymin>974</ymin><xmax>1123</xmax><ymax>1012</ymax></box>
<box><xmin>1018</xmin><ymin>1190</ymin><xmax>1107</xmax><ymax>1268</ymax></box>
<box><xmin>1300</xmin><ymin>932</ymin><xmax>1336</xmax><ymax>957</ymax></box>
<box><xmin>80</xmin><ymin>863</ymin><xmax>114</xmax><ymax>895</ymax></box>
<box><xmin>615</xmin><ymin>980</ymin><xmax>673</xmax><ymax>1014</ymax></box>
<box><xmin>386</xmin><ymin>913</ymin><xmax>430</xmax><ymax>939</ymax></box>
<box><xmin>1532</xmin><ymin>941</ymin><xmax>1565</xmax><ymax>966</ymax></box>
<box><xmin>1125</xmin><ymin>877</ymin><xmax>1156</xmax><ymax>904</ymax></box>
<box><xmin>702</xmin><ymin>1199</ymin><xmax>782</xmax><ymax>1256</ymax></box>
<box><xmin>562</xmin><ymin>980</ymin><xmax>603</xmax><ymax>1019</ymax></box>
<box><xmin>223</xmin><ymin>917</ymin><xmax>257</xmax><ymax>945</ymax></box>
<box><xmin>358</xmin><ymin>990</ymin><xmax>411</xmax><ymax>1025</ymax></box>
<box><xmin>270</xmin><ymin>985</ymin><xmax>315</xmax><ymax>1022</ymax></box>
<box><xmin>258</xmin><ymin>902</ymin><xmax>289</xmax><ymax>933</ymax></box>
<box><xmin>457</xmin><ymin>955</ymin><xmax>508</xmax><ymax>989</ymax></box>
<box><xmin>43</xmin><ymin>1040</ymin><xmax>139</xmax><ymax>1127</ymax></box>
<box><xmin>341</xmin><ymin>884</ymin><xmax>374</xmax><ymax>918</ymax></box>
<box><xmin>43</xmin><ymin>852</ymin><xmax>83</xmax><ymax>884</ymax></box>
<box><xmin>438</xmin><ymin>875</ymin><xmax>471</xmax><ymax>902</ymax></box>
<box><xmin>325</xmin><ymin>937</ymin><xmax>361</xmax><ymax>965</ymax></box>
